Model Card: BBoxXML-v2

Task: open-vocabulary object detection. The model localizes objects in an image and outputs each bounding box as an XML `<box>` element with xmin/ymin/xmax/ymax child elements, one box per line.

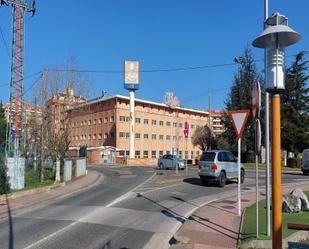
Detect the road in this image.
<box><xmin>0</xmin><ymin>166</ymin><xmax>308</xmax><ymax>249</ymax></box>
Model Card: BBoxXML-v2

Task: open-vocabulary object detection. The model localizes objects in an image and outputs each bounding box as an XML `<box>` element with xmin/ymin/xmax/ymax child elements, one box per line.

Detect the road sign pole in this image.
<box><xmin>185</xmin><ymin>137</ymin><xmax>188</xmax><ymax>175</ymax></box>
<box><xmin>238</xmin><ymin>138</ymin><xmax>241</xmax><ymax>217</ymax></box>
<box><xmin>129</xmin><ymin>90</ymin><xmax>135</xmax><ymax>159</ymax></box>
<box><xmin>256</xmin><ymin>153</ymin><xmax>259</xmax><ymax>238</ymax></box>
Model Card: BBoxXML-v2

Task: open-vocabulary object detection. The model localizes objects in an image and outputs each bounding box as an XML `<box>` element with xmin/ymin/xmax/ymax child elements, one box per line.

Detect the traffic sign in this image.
<box><xmin>252</xmin><ymin>82</ymin><xmax>261</xmax><ymax>118</ymax></box>
<box><xmin>184</xmin><ymin>121</ymin><xmax>189</xmax><ymax>138</ymax></box>
<box><xmin>228</xmin><ymin>110</ymin><xmax>250</xmax><ymax>139</ymax></box>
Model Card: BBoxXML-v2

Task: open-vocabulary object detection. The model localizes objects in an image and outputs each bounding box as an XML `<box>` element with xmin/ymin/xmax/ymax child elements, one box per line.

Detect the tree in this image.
<box><xmin>281</xmin><ymin>51</ymin><xmax>309</xmax><ymax>155</ymax></box>
<box><xmin>0</xmin><ymin>103</ymin><xmax>10</xmax><ymax>194</ymax></box>
<box><xmin>222</xmin><ymin>47</ymin><xmax>263</xmax><ymax>151</ymax></box>
<box><xmin>191</xmin><ymin>125</ymin><xmax>216</xmax><ymax>151</ymax></box>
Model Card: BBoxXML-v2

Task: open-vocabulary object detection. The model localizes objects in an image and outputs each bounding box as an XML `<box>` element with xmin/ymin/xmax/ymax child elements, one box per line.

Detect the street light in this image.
<box><xmin>252</xmin><ymin>12</ymin><xmax>300</xmax><ymax>249</ymax></box>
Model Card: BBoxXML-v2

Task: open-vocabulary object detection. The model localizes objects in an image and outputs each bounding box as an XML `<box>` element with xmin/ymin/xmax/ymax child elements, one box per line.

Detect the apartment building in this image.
<box><xmin>67</xmin><ymin>95</ymin><xmax>210</xmax><ymax>164</ymax></box>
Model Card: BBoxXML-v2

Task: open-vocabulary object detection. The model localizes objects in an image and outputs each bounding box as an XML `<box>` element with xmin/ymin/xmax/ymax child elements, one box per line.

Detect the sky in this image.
<box><xmin>0</xmin><ymin>0</ymin><xmax>308</xmax><ymax>110</ymax></box>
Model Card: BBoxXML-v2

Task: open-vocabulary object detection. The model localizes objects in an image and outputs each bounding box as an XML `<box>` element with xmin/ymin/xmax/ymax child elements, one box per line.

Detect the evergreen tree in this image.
<box><xmin>221</xmin><ymin>47</ymin><xmax>263</xmax><ymax>153</ymax></box>
<box><xmin>281</xmin><ymin>51</ymin><xmax>309</xmax><ymax>155</ymax></box>
<box><xmin>0</xmin><ymin>102</ymin><xmax>6</xmax><ymax>150</ymax></box>
<box><xmin>191</xmin><ymin>125</ymin><xmax>216</xmax><ymax>151</ymax></box>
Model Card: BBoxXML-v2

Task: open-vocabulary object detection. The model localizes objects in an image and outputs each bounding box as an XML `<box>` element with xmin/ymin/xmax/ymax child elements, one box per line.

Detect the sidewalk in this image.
<box><xmin>0</xmin><ymin>170</ymin><xmax>102</xmax><ymax>218</ymax></box>
<box><xmin>170</xmin><ymin>182</ymin><xmax>309</xmax><ymax>249</ymax></box>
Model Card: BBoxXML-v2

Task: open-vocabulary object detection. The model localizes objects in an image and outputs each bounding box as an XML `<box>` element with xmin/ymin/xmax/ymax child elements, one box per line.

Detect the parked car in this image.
<box><xmin>301</xmin><ymin>149</ymin><xmax>309</xmax><ymax>175</ymax></box>
<box><xmin>198</xmin><ymin>150</ymin><xmax>245</xmax><ymax>187</ymax></box>
<box><xmin>158</xmin><ymin>154</ymin><xmax>186</xmax><ymax>170</ymax></box>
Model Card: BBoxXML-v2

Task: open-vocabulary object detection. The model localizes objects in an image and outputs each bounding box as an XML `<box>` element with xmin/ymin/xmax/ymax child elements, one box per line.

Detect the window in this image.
<box><xmin>110</xmin><ymin>116</ymin><xmax>114</xmax><ymax>122</ymax></box>
<box><xmin>185</xmin><ymin>150</ymin><xmax>188</xmax><ymax>159</ymax></box>
<box><xmin>196</xmin><ymin>151</ymin><xmax>200</xmax><ymax>156</ymax></box>
<box><xmin>88</xmin><ymin>120</ymin><xmax>91</xmax><ymax>125</ymax></box>
<box><xmin>125</xmin><ymin>116</ymin><xmax>129</xmax><ymax>122</ymax></box>
<box><xmin>159</xmin><ymin>151</ymin><xmax>164</xmax><ymax>157</ymax></box>
<box><xmin>120</xmin><ymin>116</ymin><xmax>126</xmax><ymax>121</ymax></box>
<box><xmin>143</xmin><ymin>134</ymin><xmax>149</xmax><ymax>139</ymax></box>
<box><xmin>104</xmin><ymin>133</ymin><xmax>108</xmax><ymax>139</ymax></box>
<box><xmin>166</xmin><ymin>150</ymin><xmax>170</xmax><ymax>155</ymax></box>
<box><xmin>179</xmin><ymin>136</ymin><xmax>183</xmax><ymax>141</ymax></box>
<box><xmin>98</xmin><ymin>133</ymin><xmax>102</xmax><ymax>139</ymax></box>
<box><xmin>151</xmin><ymin>151</ymin><xmax>156</xmax><ymax>158</ymax></box>
<box><xmin>89</xmin><ymin>134</ymin><xmax>92</xmax><ymax>140</ymax></box>
<box><xmin>119</xmin><ymin>132</ymin><xmax>125</xmax><ymax>138</ymax></box>
<box><xmin>159</xmin><ymin>135</ymin><xmax>164</xmax><ymax>140</ymax></box>
<box><xmin>152</xmin><ymin>119</ymin><xmax>157</xmax><ymax>125</ymax></box>
<box><xmin>144</xmin><ymin>119</ymin><xmax>149</xmax><ymax>125</ymax></box>
<box><xmin>173</xmin><ymin>122</ymin><xmax>177</xmax><ymax>127</ymax></box>
<box><xmin>179</xmin><ymin>123</ymin><xmax>183</xmax><ymax>128</ymax></box>
<box><xmin>135</xmin><ymin>133</ymin><xmax>141</xmax><ymax>139</ymax></box>
<box><xmin>166</xmin><ymin>121</ymin><xmax>171</xmax><ymax>126</ymax></box>
<box><xmin>143</xmin><ymin>151</ymin><xmax>149</xmax><ymax>158</ymax></box>
<box><xmin>98</xmin><ymin>118</ymin><xmax>102</xmax><ymax>124</ymax></box>
<box><xmin>173</xmin><ymin>136</ymin><xmax>176</xmax><ymax>141</ymax></box>
<box><xmin>93</xmin><ymin>119</ymin><xmax>96</xmax><ymax>125</ymax></box>
<box><xmin>135</xmin><ymin>118</ymin><xmax>141</xmax><ymax>123</ymax></box>
<box><xmin>179</xmin><ymin>151</ymin><xmax>183</xmax><ymax>159</ymax></box>
<box><xmin>218</xmin><ymin>152</ymin><xmax>228</xmax><ymax>162</ymax></box>
<box><xmin>200</xmin><ymin>152</ymin><xmax>216</xmax><ymax>162</ymax></box>
<box><xmin>135</xmin><ymin>151</ymin><xmax>141</xmax><ymax>159</ymax></box>
<box><xmin>104</xmin><ymin>117</ymin><xmax>108</xmax><ymax>123</ymax></box>
<box><xmin>119</xmin><ymin>151</ymin><xmax>125</xmax><ymax>157</ymax></box>
<box><xmin>126</xmin><ymin>132</ymin><xmax>130</xmax><ymax>138</ymax></box>
<box><xmin>93</xmin><ymin>134</ymin><xmax>97</xmax><ymax>140</ymax></box>
<box><xmin>166</xmin><ymin>135</ymin><xmax>171</xmax><ymax>140</ymax></box>
<box><xmin>159</xmin><ymin>121</ymin><xmax>164</xmax><ymax>126</ymax></box>
<box><xmin>152</xmin><ymin>134</ymin><xmax>157</xmax><ymax>140</ymax></box>
<box><xmin>191</xmin><ymin>124</ymin><xmax>195</xmax><ymax>129</ymax></box>
<box><xmin>191</xmin><ymin>151</ymin><xmax>194</xmax><ymax>159</ymax></box>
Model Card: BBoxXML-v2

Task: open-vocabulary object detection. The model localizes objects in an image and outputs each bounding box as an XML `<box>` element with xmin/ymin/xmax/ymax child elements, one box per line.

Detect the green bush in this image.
<box><xmin>0</xmin><ymin>157</ymin><xmax>10</xmax><ymax>194</ymax></box>
<box><xmin>44</xmin><ymin>168</ymin><xmax>55</xmax><ymax>181</ymax></box>
<box><xmin>287</xmin><ymin>158</ymin><xmax>297</xmax><ymax>168</ymax></box>
<box><xmin>245</xmin><ymin>150</ymin><xmax>255</xmax><ymax>163</ymax></box>
<box><xmin>25</xmin><ymin>170</ymin><xmax>40</xmax><ymax>188</ymax></box>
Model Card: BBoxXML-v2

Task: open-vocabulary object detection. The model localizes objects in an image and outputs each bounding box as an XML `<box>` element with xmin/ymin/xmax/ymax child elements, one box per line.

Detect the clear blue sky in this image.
<box><xmin>0</xmin><ymin>0</ymin><xmax>308</xmax><ymax>110</ymax></box>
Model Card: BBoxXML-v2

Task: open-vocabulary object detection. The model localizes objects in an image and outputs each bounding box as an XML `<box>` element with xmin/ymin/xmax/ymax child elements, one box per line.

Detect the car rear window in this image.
<box><xmin>200</xmin><ymin>152</ymin><xmax>216</xmax><ymax>162</ymax></box>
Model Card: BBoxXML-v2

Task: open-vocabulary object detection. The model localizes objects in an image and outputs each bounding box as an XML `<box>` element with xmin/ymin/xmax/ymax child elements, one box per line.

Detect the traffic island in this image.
<box><xmin>240</xmin><ymin>191</ymin><xmax>309</xmax><ymax>249</ymax></box>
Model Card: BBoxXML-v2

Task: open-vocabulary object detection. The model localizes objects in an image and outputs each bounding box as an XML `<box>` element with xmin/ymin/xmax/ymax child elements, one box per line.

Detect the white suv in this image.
<box><xmin>198</xmin><ymin>150</ymin><xmax>245</xmax><ymax>187</ymax></box>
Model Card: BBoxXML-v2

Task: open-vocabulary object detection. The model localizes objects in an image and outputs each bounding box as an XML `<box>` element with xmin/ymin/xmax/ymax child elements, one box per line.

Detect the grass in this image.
<box><xmin>244</xmin><ymin>163</ymin><xmax>301</xmax><ymax>171</ymax></box>
<box><xmin>241</xmin><ymin>191</ymin><xmax>309</xmax><ymax>243</ymax></box>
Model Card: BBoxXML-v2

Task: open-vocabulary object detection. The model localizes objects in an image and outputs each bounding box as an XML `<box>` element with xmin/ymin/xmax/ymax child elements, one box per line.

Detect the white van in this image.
<box><xmin>301</xmin><ymin>149</ymin><xmax>309</xmax><ymax>175</ymax></box>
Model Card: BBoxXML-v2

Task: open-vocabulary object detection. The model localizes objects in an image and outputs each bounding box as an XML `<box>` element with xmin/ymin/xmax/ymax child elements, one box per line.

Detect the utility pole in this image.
<box><xmin>1</xmin><ymin>0</ymin><xmax>35</xmax><ymax>158</ymax></box>
<box><xmin>264</xmin><ymin>0</ymin><xmax>271</xmax><ymax>237</ymax></box>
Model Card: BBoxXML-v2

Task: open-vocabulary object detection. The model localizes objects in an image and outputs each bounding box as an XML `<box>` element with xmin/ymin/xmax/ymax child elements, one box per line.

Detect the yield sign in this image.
<box><xmin>227</xmin><ymin>110</ymin><xmax>250</xmax><ymax>139</ymax></box>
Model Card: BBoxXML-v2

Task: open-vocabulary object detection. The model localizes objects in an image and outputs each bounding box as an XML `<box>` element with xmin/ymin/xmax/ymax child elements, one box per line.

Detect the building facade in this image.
<box><xmin>67</xmin><ymin>95</ymin><xmax>210</xmax><ymax>164</ymax></box>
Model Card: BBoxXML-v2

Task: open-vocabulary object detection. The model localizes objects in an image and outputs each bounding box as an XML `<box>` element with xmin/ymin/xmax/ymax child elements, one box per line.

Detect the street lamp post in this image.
<box><xmin>252</xmin><ymin>12</ymin><xmax>300</xmax><ymax>249</ymax></box>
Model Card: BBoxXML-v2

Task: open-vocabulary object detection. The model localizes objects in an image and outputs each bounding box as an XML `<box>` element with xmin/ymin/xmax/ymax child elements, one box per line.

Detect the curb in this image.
<box><xmin>0</xmin><ymin>170</ymin><xmax>103</xmax><ymax>220</ymax></box>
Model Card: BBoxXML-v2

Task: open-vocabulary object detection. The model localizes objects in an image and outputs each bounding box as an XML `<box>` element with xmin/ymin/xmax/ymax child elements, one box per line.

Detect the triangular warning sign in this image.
<box><xmin>227</xmin><ymin>110</ymin><xmax>250</xmax><ymax>139</ymax></box>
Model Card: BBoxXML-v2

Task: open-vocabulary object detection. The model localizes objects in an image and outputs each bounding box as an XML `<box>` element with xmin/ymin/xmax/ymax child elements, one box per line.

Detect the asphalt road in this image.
<box><xmin>0</xmin><ymin>166</ymin><xmax>308</xmax><ymax>249</ymax></box>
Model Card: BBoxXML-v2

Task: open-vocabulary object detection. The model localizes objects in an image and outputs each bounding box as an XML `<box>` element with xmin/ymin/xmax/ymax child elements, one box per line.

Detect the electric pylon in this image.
<box><xmin>1</xmin><ymin>0</ymin><xmax>35</xmax><ymax>157</ymax></box>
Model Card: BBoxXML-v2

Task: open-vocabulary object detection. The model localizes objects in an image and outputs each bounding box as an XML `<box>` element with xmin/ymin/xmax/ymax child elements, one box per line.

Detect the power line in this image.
<box><xmin>0</xmin><ymin>71</ymin><xmax>41</xmax><ymax>88</ymax></box>
<box><xmin>0</xmin><ymin>25</ymin><xmax>10</xmax><ymax>58</ymax></box>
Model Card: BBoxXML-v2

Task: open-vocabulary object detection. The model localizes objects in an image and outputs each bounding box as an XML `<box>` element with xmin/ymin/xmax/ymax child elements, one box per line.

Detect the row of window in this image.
<box><xmin>72</xmin><ymin>132</ymin><xmax>115</xmax><ymax>141</ymax></box>
<box><xmin>119</xmin><ymin>150</ymin><xmax>200</xmax><ymax>159</ymax></box>
<box><xmin>119</xmin><ymin>116</ymin><xmax>199</xmax><ymax>129</ymax></box>
<box><xmin>119</xmin><ymin>132</ymin><xmax>188</xmax><ymax>141</ymax></box>
<box><xmin>71</xmin><ymin>116</ymin><xmax>115</xmax><ymax>128</ymax></box>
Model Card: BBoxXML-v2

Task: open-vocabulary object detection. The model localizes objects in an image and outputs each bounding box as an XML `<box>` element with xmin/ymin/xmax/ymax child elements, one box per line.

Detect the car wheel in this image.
<box><xmin>159</xmin><ymin>163</ymin><xmax>164</xmax><ymax>169</ymax></box>
<box><xmin>241</xmin><ymin>169</ymin><xmax>245</xmax><ymax>184</ymax></box>
<box><xmin>218</xmin><ymin>171</ymin><xmax>226</xmax><ymax>188</ymax></box>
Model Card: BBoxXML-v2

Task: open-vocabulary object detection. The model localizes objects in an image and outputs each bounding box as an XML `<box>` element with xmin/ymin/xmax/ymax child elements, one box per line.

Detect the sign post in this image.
<box><xmin>184</xmin><ymin>121</ymin><xmax>189</xmax><ymax>175</ymax></box>
<box><xmin>252</xmin><ymin>81</ymin><xmax>261</xmax><ymax>238</ymax></box>
<box><xmin>124</xmin><ymin>61</ymin><xmax>140</xmax><ymax>159</ymax></box>
<box><xmin>228</xmin><ymin>110</ymin><xmax>249</xmax><ymax>216</ymax></box>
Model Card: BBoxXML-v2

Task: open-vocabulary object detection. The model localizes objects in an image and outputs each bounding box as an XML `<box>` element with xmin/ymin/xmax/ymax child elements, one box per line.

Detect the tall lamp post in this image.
<box><xmin>252</xmin><ymin>12</ymin><xmax>300</xmax><ymax>249</ymax></box>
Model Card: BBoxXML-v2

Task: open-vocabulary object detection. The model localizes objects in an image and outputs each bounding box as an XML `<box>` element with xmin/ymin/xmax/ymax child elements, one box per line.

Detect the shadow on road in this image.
<box><xmin>183</xmin><ymin>177</ymin><xmax>237</xmax><ymax>187</ymax></box>
<box><xmin>6</xmin><ymin>195</ymin><xmax>14</xmax><ymax>249</ymax></box>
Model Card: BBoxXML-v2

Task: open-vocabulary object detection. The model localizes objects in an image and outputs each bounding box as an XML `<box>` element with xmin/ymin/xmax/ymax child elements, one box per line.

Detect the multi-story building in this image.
<box><xmin>209</xmin><ymin>110</ymin><xmax>225</xmax><ymax>136</ymax></box>
<box><xmin>46</xmin><ymin>86</ymin><xmax>86</xmax><ymax>133</ymax></box>
<box><xmin>67</xmin><ymin>95</ymin><xmax>210</xmax><ymax>165</ymax></box>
